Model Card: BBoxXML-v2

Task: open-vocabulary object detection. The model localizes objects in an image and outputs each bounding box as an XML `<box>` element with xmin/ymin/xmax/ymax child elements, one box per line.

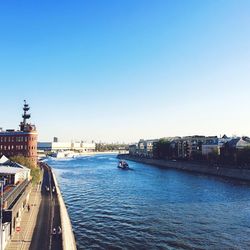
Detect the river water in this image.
<box><xmin>47</xmin><ymin>154</ymin><xmax>250</xmax><ymax>250</ymax></box>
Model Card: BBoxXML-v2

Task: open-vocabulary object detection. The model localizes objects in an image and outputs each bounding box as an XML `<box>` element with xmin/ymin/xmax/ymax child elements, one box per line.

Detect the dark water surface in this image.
<box><xmin>47</xmin><ymin>154</ymin><xmax>250</xmax><ymax>250</ymax></box>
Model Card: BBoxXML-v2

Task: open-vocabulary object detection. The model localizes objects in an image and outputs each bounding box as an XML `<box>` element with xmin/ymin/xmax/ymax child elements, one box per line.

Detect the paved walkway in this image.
<box><xmin>6</xmin><ymin>184</ymin><xmax>42</xmax><ymax>250</ymax></box>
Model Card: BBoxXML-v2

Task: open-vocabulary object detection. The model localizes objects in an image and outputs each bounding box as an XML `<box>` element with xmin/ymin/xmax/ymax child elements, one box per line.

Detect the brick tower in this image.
<box><xmin>0</xmin><ymin>100</ymin><xmax>38</xmax><ymax>164</ymax></box>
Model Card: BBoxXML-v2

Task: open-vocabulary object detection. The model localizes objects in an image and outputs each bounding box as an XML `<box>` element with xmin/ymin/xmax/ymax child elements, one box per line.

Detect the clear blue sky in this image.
<box><xmin>0</xmin><ymin>0</ymin><xmax>249</xmax><ymax>143</ymax></box>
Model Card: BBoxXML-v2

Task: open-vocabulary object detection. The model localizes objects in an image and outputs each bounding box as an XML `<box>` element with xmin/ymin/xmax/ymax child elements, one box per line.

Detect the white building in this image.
<box><xmin>0</xmin><ymin>155</ymin><xmax>30</xmax><ymax>185</ymax></box>
<box><xmin>71</xmin><ymin>142</ymin><xmax>96</xmax><ymax>152</ymax></box>
<box><xmin>38</xmin><ymin>142</ymin><xmax>72</xmax><ymax>151</ymax></box>
<box><xmin>236</xmin><ymin>137</ymin><xmax>250</xmax><ymax>149</ymax></box>
<box><xmin>202</xmin><ymin>136</ymin><xmax>232</xmax><ymax>157</ymax></box>
<box><xmin>0</xmin><ymin>155</ymin><xmax>31</xmax><ymax>249</ymax></box>
<box><xmin>202</xmin><ymin>140</ymin><xmax>219</xmax><ymax>157</ymax></box>
<box><xmin>38</xmin><ymin>141</ymin><xmax>96</xmax><ymax>152</ymax></box>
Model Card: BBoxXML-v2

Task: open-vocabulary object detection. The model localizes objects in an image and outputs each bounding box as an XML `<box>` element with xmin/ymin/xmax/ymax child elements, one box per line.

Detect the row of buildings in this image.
<box><xmin>0</xmin><ymin>155</ymin><xmax>32</xmax><ymax>249</ymax></box>
<box><xmin>38</xmin><ymin>137</ymin><xmax>96</xmax><ymax>153</ymax></box>
<box><xmin>0</xmin><ymin>101</ymin><xmax>98</xmax><ymax>249</ymax></box>
<box><xmin>0</xmin><ymin>101</ymin><xmax>96</xmax><ymax>161</ymax></box>
<box><xmin>0</xmin><ymin>101</ymin><xmax>35</xmax><ymax>249</ymax></box>
<box><xmin>129</xmin><ymin>135</ymin><xmax>250</xmax><ymax>161</ymax></box>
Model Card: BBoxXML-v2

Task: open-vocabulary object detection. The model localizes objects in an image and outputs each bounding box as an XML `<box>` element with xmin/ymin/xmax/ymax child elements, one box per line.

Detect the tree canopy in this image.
<box><xmin>10</xmin><ymin>156</ymin><xmax>41</xmax><ymax>184</ymax></box>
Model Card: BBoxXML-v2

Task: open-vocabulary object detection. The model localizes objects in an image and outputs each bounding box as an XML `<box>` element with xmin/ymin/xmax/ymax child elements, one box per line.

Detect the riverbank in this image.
<box><xmin>46</xmin><ymin>154</ymin><xmax>250</xmax><ymax>249</ymax></box>
<box><xmin>39</xmin><ymin>151</ymin><xmax>126</xmax><ymax>160</ymax></box>
<box><xmin>51</xmin><ymin>169</ymin><xmax>77</xmax><ymax>250</ymax></box>
<box><xmin>118</xmin><ymin>154</ymin><xmax>250</xmax><ymax>182</ymax></box>
<box><xmin>79</xmin><ymin>150</ymin><xmax>126</xmax><ymax>156</ymax></box>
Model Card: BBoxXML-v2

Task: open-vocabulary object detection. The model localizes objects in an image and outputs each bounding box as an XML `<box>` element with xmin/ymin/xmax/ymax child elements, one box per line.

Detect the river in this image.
<box><xmin>47</xmin><ymin>154</ymin><xmax>250</xmax><ymax>250</ymax></box>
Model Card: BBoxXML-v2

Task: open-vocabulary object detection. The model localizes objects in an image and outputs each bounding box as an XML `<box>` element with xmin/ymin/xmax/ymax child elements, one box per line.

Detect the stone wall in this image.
<box><xmin>51</xmin><ymin>170</ymin><xmax>77</xmax><ymax>250</ymax></box>
<box><xmin>118</xmin><ymin>154</ymin><xmax>250</xmax><ymax>182</ymax></box>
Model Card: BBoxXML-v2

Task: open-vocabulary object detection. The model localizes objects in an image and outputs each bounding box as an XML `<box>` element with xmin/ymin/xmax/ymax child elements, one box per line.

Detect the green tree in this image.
<box><xmin>10</xmin><ymin>155</ymin><xmax>35</xmax><ymax>168</ymax></box>
<box><xmin>153</xmin><ymin>138</ymin><xmax>172</xmax><ymax>159</ymax></box>
<box><xmin>10</xmin><ymin>156</ymin><xmax>41</xmax><ymax>184</ymax></box>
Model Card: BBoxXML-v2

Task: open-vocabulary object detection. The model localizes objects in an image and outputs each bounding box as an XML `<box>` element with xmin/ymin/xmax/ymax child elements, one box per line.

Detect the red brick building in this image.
<box><xmin>0</xmin><ymin>101</ymin><xmax>38</xmax><ymax>164</ymax></box>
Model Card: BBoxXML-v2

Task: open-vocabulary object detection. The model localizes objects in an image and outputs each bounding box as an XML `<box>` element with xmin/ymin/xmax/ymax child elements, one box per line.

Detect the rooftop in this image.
<box><xmin>0</xmin><ymin>155</ymin><xmax>30</xmax><ymax>172</ymax></box>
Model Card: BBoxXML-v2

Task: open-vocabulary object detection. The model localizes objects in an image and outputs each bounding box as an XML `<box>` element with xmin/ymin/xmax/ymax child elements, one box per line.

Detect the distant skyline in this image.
<box><xmin>0</xmin><ymin>0</ymin><xmax>249</xmax><ymax>143</ymax></box>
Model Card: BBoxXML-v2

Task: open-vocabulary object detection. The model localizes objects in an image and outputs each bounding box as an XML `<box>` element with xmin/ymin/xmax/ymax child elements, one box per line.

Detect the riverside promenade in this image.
<box><xmin>5</xmin><ymin>162</ymin><xmax>76</xmax><ymax>250</ymax></box>
<box><xmin>6</xmin><ymin>184</ymin><xmax>42</xmax><ymax>250</ymax></box>
<box><xmin>30</xmin><ymin>162</ymin><xmax>76</xmax><ymax>250</ymax></box>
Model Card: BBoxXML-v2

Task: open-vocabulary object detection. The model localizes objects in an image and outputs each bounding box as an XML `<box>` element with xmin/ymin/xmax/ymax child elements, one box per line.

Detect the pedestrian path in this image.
<box><xmin>6</xmin><ymin>184</ymin><xmax>42</xmax><ymax>250</ymax></box>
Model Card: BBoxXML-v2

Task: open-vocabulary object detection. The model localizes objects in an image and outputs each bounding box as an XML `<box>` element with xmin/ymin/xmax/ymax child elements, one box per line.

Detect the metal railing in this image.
<box><xmin>3</xmin><ymin>179</ymin><xmax>30</xmax><ymax>209</ymax></box>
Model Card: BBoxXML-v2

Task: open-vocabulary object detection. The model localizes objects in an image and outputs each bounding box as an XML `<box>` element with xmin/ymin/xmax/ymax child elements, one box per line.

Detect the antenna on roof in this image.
<box><xmin>20</xmin><ymin>100</ymin><xmax>31</xmax><ymax>131</ymax></box>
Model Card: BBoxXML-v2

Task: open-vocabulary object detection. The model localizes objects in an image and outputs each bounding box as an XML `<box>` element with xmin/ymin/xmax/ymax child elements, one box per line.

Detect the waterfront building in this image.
<box><xmin>219</xmin><ymin>137</ymin><xmax>250</xmax><ymax>164</ymax></box>
<box><xmin>38</xmin><ymin>142</ymin><xmax>72</xmax><ymax>151</ymax></box>
<box><xmin>0</xmin><ymin>101</ymin><xmax>38</xmax><ymax>164</ymax></box>
<box><xmin>168</xmin><ymin>136</ymin><xmax>209</xmax><ymax>160</ymax></box>
<box><xmin>137</xmin><ymin>139</ymin><xmax>145</xmax><ymax>156</ymax></box>
<box><xmin>0</xmin><ymin>155</ymin><xmax>31</xmax><ymax>249</ymax></box>
<box><xmin>218</xmin><ymin>135</ymin><xmax>232</xmax><ymax>152</ymax></box>
<box><xmin>71</xmin><ymin>142</ymin><xmax>96</xmax><ymax>152</ymax></box>
<box><xmin>235</xmin><ymin>137</ymin><xmax>250</xmax><ymax>149</ymax></box>
<box><xmin>169</xmin><ymin>138</ymin><xmax>189</xmax><ymax>159</ymax></box>
<box><xmin>131</xmin><ymin>135</ymin><xmax>250</xmax><ymax>163</ymax></box>
<box><xmin>0</xmin><ymin>155</ymin><xmax>31</xmax><ymax>185</ymax></box>
<box><xmin>183</xmin><ymin>136</ymin><xmax>207</xmax><ymax>159</ymax></box>
<box><xmin>202</xmin><ymin>138</ymin><xmax>219</xmax><ymax>158</ymax></box>
<box><xmin>129</xmin><ymin>144</ymin><xmax>138</xmax><ymax>156</ymax></box>
<box><xmin>38</xmin><ymin>140</ymin><xmax>96</xmax><ymax>152</ymax></box>
<box><xmin>137</xmin><ymin>139</ymin><xmax>159</xmax><ymax>158</ymax></box>
<box><xmin>202</xmin><ymin>136</ymin><xmax>233</xmax><ymax>159</ymax></box>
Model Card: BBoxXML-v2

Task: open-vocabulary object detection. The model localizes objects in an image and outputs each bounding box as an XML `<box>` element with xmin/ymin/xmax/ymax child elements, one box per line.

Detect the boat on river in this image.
<box><xmin>51</xmin><ymin>150</ymin><xmax>78</xmax><ymax>159</ymax></box>
<box><xmin>117</xmin><ymin>160</ymin><xmax>130</xmax><ymax>170</ymax></box>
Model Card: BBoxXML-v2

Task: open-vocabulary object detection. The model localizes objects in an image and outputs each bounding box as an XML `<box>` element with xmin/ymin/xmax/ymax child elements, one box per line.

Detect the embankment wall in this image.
<box><xmin>51</xmin><ymin>170</ymin><xmax>77</xmax><ymax>250</ymax></box>
<box><xmin>118</xmin><ymin>154</ymin><xmax>250</xmax><ymax>182</ymax></box>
